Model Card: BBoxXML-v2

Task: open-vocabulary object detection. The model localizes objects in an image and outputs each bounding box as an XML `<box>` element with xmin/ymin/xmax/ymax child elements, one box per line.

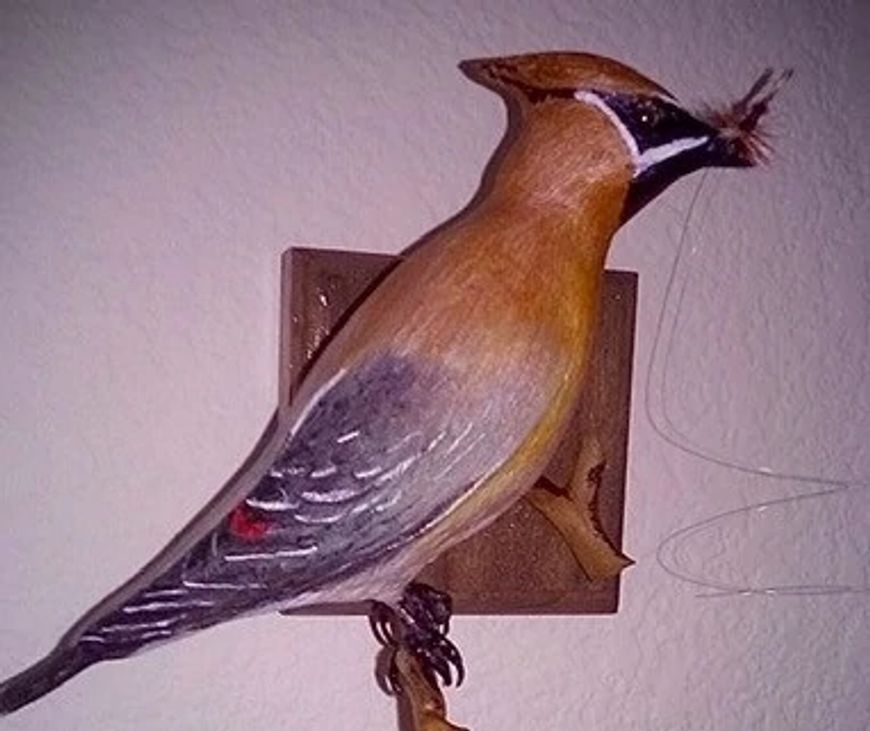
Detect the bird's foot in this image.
<box><xmin>370</xmin><ymin>582</ymin><xmax>464</xmax><ymax>692</ymax></box>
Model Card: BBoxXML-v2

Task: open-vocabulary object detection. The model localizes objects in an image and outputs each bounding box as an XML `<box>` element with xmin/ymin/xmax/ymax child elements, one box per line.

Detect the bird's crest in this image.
<box><xmin>459</xmin><ymin>51</ymin><xmax>673</xmax><ymax>101</ymax></box>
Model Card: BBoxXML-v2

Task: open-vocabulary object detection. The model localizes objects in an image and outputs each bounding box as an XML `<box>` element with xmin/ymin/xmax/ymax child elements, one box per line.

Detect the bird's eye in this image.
<box><xmin>637</xmin><ymin>102</ymin><xmax>661</xmax><ymax>127</ymax></box>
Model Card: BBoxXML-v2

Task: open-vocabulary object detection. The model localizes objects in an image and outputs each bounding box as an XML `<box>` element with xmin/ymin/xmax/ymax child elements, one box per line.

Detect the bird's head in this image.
<box><xmin>460</xmin><ymin>51</ymin><xmax>790</xmax><ymax>221</ymax></box>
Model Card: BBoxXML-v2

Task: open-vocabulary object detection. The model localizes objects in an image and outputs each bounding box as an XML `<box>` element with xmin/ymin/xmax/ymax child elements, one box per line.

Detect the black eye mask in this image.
<box><xmin>594</xmin><ymin>92</ymin><xmax>715</xmax><ymax>155</ymax></box>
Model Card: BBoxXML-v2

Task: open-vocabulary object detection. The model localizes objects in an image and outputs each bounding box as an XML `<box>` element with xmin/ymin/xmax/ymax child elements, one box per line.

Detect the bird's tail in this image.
<box><xmin>0</xmin><ymin>644</ymin><xmax>96</xmax><ymax>716</ymax></box>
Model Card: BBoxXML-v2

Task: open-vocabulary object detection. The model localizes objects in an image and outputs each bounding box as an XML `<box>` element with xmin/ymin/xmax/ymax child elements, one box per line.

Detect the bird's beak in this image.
<box><xmin>698</xmin><ymin>132</ymin><xmax>757</xmax><ymax>169</ymax></box>
<box><xmin>621</xmin><ymin>68</ymin><xmax>791</xmax><ymax>222</ymax></box>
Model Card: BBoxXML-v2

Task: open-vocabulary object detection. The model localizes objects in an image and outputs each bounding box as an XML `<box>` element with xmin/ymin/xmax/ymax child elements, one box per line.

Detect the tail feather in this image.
<box><xmin>0</xmin><ymin>645</ymin><xmax>96</xmax><ymax>716</ymax></box>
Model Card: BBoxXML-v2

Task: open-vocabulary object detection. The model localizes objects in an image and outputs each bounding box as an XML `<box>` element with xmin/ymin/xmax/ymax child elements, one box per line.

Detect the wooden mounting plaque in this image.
<box><xmin>281</xmin><ymin>248</ymin><xmax>637</xmax><ymax>614</ymax></box>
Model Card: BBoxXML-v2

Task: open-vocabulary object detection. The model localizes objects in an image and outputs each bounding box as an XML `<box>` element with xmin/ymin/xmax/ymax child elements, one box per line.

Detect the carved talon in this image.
<box><xmin>369</xmin><ymin>601</ymin><xmax>396</xmax><ymax>646</ymax></box>
<box><xmin>369</xmin><ymin>583</ymin><xmax>465</xmax><ymax>692</ymax></box>
<box><xmin>398</xmin><ymin>583</ymin><xmax>464</xmax><ymax>688</ymax></box>
<box><xmin>404</xmin><ymin>629</ymin><xmax>465</xmax><ymax>688</ymax></box>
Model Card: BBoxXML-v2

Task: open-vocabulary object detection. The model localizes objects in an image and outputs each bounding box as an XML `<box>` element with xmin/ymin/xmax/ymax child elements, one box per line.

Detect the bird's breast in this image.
<box><xmin>341</xmin><ymin>211</ymin><xmax>607</xmax><ymax>370</ymax></box>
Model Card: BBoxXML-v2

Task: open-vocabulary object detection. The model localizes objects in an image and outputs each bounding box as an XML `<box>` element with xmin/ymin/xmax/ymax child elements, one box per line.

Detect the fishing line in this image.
<box><xmin>646</xmin><ymin>171</ymin><xmax>870</xmax><ymax>597</ymax></box>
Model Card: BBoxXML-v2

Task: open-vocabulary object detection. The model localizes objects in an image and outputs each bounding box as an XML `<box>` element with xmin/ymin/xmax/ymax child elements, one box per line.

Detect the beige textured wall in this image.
<box><xmin>1</xmin><ymin>2</ymin><xmax>868</xmax><ymax>729</ymax></box>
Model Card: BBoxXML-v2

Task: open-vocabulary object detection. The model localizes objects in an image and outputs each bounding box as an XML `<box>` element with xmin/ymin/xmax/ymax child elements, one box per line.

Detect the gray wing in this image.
<box><xmin>76</xmin><ymin>353</ymin><xmax>518</xmax><ymax>654</ymax></box>
<box><xmin>210</xmin><ymin>351</ymin><xmax>488</xmax><ymax>589</ymax></box>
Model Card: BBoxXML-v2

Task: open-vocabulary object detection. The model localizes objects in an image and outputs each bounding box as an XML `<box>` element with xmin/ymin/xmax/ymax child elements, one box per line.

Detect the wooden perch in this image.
<box><xmin>394</xmin><ymin>648</ymin><xmax>469</xmax><ymax>731</ymax></box>
<box><xmin>526</xmin><ymin>436</ymin><xmax>634</xmax><ymax>581</ymax></box>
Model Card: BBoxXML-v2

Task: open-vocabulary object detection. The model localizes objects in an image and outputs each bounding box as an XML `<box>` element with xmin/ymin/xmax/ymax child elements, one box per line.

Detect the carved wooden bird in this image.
<box><xmin>0</xmin><ymin>51</ymin><xmax>787</xmax><ymax>714</ymax></box>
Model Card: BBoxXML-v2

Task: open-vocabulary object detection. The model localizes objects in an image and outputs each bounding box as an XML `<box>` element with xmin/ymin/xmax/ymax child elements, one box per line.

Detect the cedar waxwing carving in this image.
<box><xmin>0</xmin><ymin>51</ymin><xmax>788</xmax><ymax>715</ymax></box>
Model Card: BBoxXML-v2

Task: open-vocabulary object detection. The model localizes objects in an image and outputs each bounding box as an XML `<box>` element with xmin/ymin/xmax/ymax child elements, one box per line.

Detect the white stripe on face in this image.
<box><xmin>636</xmin><ymin>135</ymin><xmax>709</xmax><ymax>172</ymax></box>
<box><xmin>575</xmin><ymin>90</ymin><xmax>640</xmax><ymax>162</ymax></box>
<box><xmin>574</xmin><ymin>90</ymin><xmax>710</xmax><ymax>177</ymax></box>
